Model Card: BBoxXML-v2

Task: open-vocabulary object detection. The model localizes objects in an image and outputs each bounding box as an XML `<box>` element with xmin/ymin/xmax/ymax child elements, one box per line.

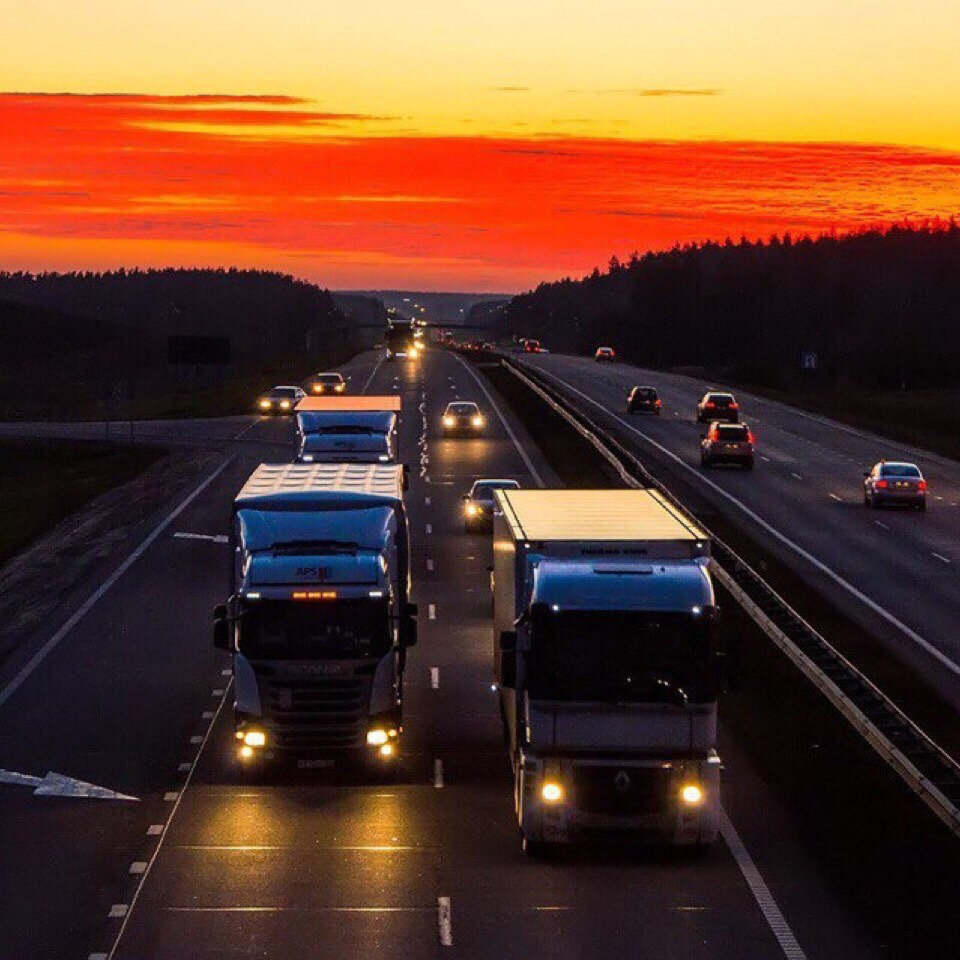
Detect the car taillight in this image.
<box><xmin>705</xmin><ymin>402</ymin><xmax>715</xmax><ymax>408</ymax></box>
<box><xmin>918</xmin><ymin>480</ymin><xmax>928</xmax><ymax>491</ymax></box>
<box><xmin>729</xmin><ymin>402</ymin><xmax>738</xmax><ymax>409</ymax></box>
<box><xmin>876</xmin><ymin>479</ymin><xmax>888</xmax><ymax>489</ymax></box>
<box><xmin>747</xmin><ymin>432</ymin><xmax>756</xmax><ymax>444</ymax></box>
<box><xmin>655</xmin><ymin>399</ymin><xmax>662</xmax><ymax>407</ymax></box>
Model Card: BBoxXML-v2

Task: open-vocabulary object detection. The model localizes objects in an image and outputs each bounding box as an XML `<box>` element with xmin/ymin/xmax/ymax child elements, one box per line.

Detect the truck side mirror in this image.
<box><xmin>213</xmin><ymin>604</ymin><xmax>231</xmax><ymax>651</ymax></box>
<box><xmin>500</xmin><ymin>629</ymin><xmax>517</xmax><ymax>650</ymax></box>
<box><xmin>499</xmin><ymin>650</ymin><xmax>516</xmax><ymax>688</ymax></box>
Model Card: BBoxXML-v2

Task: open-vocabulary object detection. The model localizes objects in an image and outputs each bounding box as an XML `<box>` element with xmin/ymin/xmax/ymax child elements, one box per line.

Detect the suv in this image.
<box><xmin>627</xmin><ymin>385</ymin><xmax>662</xmax><ymax>414</ymax></box>
<box><xmin>462</xmin><ymin>478</ymin><xmax>521</xmax><ymax>531</ymax></box>
<box><xmin>697</xmin><ymin>391</ymin><xmax>739</xmax><ymax>423</ymax></box>
<box><xmin>701</xmin><ymin>422</ymin><xmax>755</xmax><ymax>469</ymax></box>
<box><xmin>863</xmin><ymin>462</ymin><xmax>927</xmax><ymax>510</ymax></box>
<box><xmin>306</xmin><ymin>371</ymin><xmax>346</xmax><ymax>395</ymax></box>
<box><xmin>594</xmin><ymin>346</ymin><xmax>616</xmax><ymax>363</ymax></box>
<box><xmin>442</xmin><ymin>401</ymin><xmax>485</xmax><ymax>436</ymax></box>
<box><xmin>256</xmin><ymin>385</ymin><xmax>306</xmax><ymax>415</ymax></box>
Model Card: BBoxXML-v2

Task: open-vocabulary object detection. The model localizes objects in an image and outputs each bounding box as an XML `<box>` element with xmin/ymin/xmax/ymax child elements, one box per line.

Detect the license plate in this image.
<box><xmin>297</xmin><ymin>758</ymin><xmax>334</xmax><ymax>769</ymax></box>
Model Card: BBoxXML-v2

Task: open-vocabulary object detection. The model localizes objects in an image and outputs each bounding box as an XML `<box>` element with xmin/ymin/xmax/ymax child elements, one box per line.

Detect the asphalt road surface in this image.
<box><xmin>520</xmin><ymin>352</ymin><xmax>960</xmax><ymax>713</ymax></box>
<box><xmin>0</xmin><ymin>347</ymin><xmax>876</xmax><ymax>958</ymax></box>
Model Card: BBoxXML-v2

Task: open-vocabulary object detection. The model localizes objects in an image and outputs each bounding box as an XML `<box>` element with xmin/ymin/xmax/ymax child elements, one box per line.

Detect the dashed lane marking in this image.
<box><xmin>791</xmin><ymin>472</ymin><xmax>803</xmax><ymax>480</ymax></box>
<box><xmin>428</xmin><ymin>603</ymin><xmax>436</xmax><ymax>620</ymax></box>
<box><xmin>874</xmin><ymin>520</ymin><xmax>890</xmax><ymax>529</ymax></box>
<box><xmin>426</xmin><ymin>558</ymin><xmax>434</xmax><ymax>572</ymax></box>
<box><xmin>173</xmin><ymin>532</ymin><xmax>228</xmax><ymax>544</ymax></box>
<box><xmin>437</xmin><ymin>896</ymin><xmax>453</xmax><ymax>946</ymax></box>
<box><xmin>829</xmin><ymin>494</ymin><xmax>842</xmax><ymax>502</ymax></box>
<box><xmin>108</xmin><ymin>905</ymin><xmax>128</xmax><ymax>919</ymax></box>
<box><xmin>430</xmin><ymin>667</ymin><xmax>440</xmax><ymax>689</ymax></box>
<box><xmin>425</xmin><ymin>523</ymin><xmax>432</xmax><ymax>534</ymax></box>
<box><xmin>129</xmin><ymin>863</ymin><xmax>147</xmax><ymax>875</ymax></box>
<box><xmin>932</xmin><ymin>553</ymin><xmax>952</xmax><ymax>564</ymax></box>
<box><xmin>434</xmin><ymin>759</ymin><xmax>444</xmax><ymax>789</ymax></box>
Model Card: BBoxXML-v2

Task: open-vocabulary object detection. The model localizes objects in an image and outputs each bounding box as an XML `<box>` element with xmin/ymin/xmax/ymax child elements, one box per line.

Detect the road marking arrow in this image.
<box><xmin>0</xmin><ymin>768</ymin><xmax>138</xmax><ymax>800</ymax></box>
<box><xmin>173</xmin><ymin>532</ymin><xmax>229</xmax><ymax>544</ymax></box>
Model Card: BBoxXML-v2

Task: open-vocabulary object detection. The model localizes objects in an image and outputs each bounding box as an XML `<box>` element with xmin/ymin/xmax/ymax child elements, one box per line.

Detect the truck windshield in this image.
<box><xmin>528</xmin><ymin>608</ymin><xmax>716</xmax><ymax>705</ymax></box>
<box><xmin>238</xmin><ymin>599</ymin><xmax>390</xmax><ymax>660</ymax></box>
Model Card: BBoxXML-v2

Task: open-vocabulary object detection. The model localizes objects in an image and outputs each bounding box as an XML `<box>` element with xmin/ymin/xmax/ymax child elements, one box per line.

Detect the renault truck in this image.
<box><xmin>491</xmin><ymin>488</ymin><xmax>722</xmax><ymax>853</ymax></box>
<box><xmin>213</xmin><ymin>462</ymin><xmax>417</xmax><ymax>769</ymax></box>
<box><xmin>294</xmin><ymin>396</ymin><xmax>401</xmax><ymax>465</ymax></box>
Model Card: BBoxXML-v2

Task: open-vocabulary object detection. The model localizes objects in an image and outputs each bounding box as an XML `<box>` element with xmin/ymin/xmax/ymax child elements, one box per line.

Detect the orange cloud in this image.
<box><xmin>1</xmin><ymin>93</ymin><xmax>959</xmax><ymax>290</ymax></box>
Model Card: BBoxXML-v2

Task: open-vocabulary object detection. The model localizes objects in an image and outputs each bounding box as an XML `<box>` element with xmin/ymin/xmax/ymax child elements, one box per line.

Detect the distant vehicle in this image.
<box><xmin>461</xmin><ymin>478</ymin><xmax>520</xmax><ymax>531</ymax></box>
<box><xmin>701</xmin><ymin>422</ymin><xmax>755</xmax><ymax>469</ymax></box>
<box><xmin>627</xmin><ymin>385</ymin><xmax>662</xmax><ymax>414</ymax></box>
<box><xmin>492</xmin><ymin>488</ymin><xmax>721</xmax><ymax>854</ymax></box>
<box><xmin>306</xmin><ymin>371</ymin><xmax>346</xmax><ymax>395</ymax></box>
<box><xmin>696</xmin><ymin>391</ymin><xmax>739</xmax><ymax>423</ymax></box>
<box><xmin>386</xmin><ymin>319</ymin><xmax>418</xmax><ymax>360</ymax></box>
<box><xmin>297</xmin><ymin>410</ymin><xmax>398</xmax><ymax>463</ymax></box>
<box><xmin>523</xmin><ymin>339</ymin><xmax>541</xmax><ymax>354</ymax></box>
<box><xmin>213</xmin><ymin>463</ymin><xmax>417</xmax><ymax>771</ymax></box>
<box><xmin>481</xmin><ymin>342</ymin><xmax>494</xmax><ymax>351</ymax></box>
<box><xmin>864</xmin><ymin>461</ymin><xmax>927</xmax><ymax>510</ymax></box>
<box><xmin>256</xmin><ymin>385</ymin><xmax>306</xmax><ymax>415</ymax></box>
<box><xmin>442</xmin><ymin>400</ymin><xmax>484</xmax><ymax>436</ymax></box>
<box><xmin>594</xmin><ymin>346</ymin><xmax>616</xmax><ymax>362</ymax></box>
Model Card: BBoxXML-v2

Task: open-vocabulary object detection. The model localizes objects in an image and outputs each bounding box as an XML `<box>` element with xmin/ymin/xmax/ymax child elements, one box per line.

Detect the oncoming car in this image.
<box><xmin>701</xmin><ymin>422</ymin><xmax>755</xmax><ymax>469</ymax></box>
<box><xmin>442</xmin><ymin>401</ymin><xmax>485</xmax><ymax>436</ymax></box>
<box><xmin>461</xmin><ymin>478</ymin><xmax>521</xmax><ymax>530</ymax></box>
<box><xmin>696</xmin><ymin>391</ymin><xmax>739</xmax><ymax>423</ymax></box>
<box><xmin>306</xmin><ymin>371</ymin><xmax>346</xmax><ymax>395</ymax></box>
<box><xmin>863</xmin><ymin>462</ymin><xmax>927</xmax><ymax>510</ymax></box>
<box><xmin>594</xmin><ymin>346</ymin><xmax>616</xmax><ymax>363</ymax></box>
<box><xmin>627</xmin><ymin>385</ymin><xmax>662</xmax><ymax>414</ymax></box>
<box><xmin>256</xmin><ymin>385</ymin><xmax>306</xmax><ymax>415</ymax></box>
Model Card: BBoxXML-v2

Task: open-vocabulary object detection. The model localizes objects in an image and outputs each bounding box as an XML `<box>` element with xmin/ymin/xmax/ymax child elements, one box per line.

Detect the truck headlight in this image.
<box><xmin>680</xmin><ymin>783</ymin><xmax>703</xmax><ymax>805</ymax></box>
<box><xmin>244</xmin><ymin>730</ymin><xmax>266</xmax><ymax>748</ymax></box>
<box><xmin>367</xmin><ymin>729</ymin><xmax>389</xmax><ymax>746</ymax></box>
<box><xmin>541</xmin><ymin>781</ymin><xmax>564</xmax><ymax>803</ymax></box>
<box><xmin>472</xmin><ymin>416</ymin><xmax>484</xmax><ymax>428</ymax></box>
<box><xmin>379</xmin><ymin>743</ymin><xmax>395</xmax><ymax>758</ymax></box>
<box><xmin>443</xmin><ymin>416</ymin><xmax>455</xmax><ymax>427</ymax></box>
<box><xmin>239</xmin><ymin>745</ymin><xmax>254</xmax><ymax>760</ymax></box>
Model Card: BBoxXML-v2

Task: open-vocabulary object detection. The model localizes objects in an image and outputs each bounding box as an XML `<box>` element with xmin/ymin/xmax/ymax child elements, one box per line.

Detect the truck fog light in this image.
<box><xmin>367</xmin><ymin>729</ymin><xmax>389</xmax><ymax>746</ymax></box>
<box><xmin>239</xmin><ymin>745</ymin><xmax>254</xmax><ymax>760</ymax></box>
<box><xmin>541</xmin><ymin>781</ymin><xmax>564</xmax><ymax>803</ymax></box>
<box><xmin>379</xmin><ymin>743</ymin><xmax>395</xmax><ymax>758</ymax></box>
<box><xmin>680</xmin><ymin>783</ymin><xmax>703</xmax><ymax>805</ymax></box>
<box><xmin>244</xmin><ymin>730</ymin><xmax>266</xmax><ymax>748</ymax></box>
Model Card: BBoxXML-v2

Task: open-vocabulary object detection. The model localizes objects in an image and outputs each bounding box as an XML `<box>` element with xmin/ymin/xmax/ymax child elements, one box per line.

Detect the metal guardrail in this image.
<box><xmin>498</xmin><ymin>353</ymin><xmax>960</xmax><ymax>839</ymax></box>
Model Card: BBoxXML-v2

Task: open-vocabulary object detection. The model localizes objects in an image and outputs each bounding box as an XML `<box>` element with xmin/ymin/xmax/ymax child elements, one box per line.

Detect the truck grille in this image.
<box><xmin>261</xmin><ymin>677</ymin><xmax>369</xmax><ymax>751</ymax></box>
<box><xmin>573</xmin><ymin>764</ymin><xmax>671</xmax><ymax>816</ymax></box>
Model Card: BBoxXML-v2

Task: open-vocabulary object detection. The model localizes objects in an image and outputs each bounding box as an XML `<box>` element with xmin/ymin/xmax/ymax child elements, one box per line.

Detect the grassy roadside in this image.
<box><xmin>0</xmin><ymin>438</ymin><xmax>165</xmax><ymax>566</ymax></box>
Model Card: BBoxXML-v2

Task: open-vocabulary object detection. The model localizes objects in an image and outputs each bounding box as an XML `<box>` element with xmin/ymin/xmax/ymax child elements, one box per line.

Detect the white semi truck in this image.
<box><xmin>294</xmin><ymin>396</ymin><xmax>401</xmax><ymax>465</ymax></box>
<box><xmin>491</xmin><ymin>488</ymin><xmax>723</xmax><ymax>853</ymax></box>
<box><xmin>213</xmin><ymin>462</ymin><xmax>417</xmax><ymax>769</ymax></box>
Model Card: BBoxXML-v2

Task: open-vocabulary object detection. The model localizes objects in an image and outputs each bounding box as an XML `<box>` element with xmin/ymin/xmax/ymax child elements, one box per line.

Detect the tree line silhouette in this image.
<box><xmin>0</xmin><ymin>267</ymin><xmax>357</xmax><ymax>417</ymax></box>
<box><xmin>499</xmin><ymin>222</ymin><xmax>960</xmax><ymax>391</ymax></box>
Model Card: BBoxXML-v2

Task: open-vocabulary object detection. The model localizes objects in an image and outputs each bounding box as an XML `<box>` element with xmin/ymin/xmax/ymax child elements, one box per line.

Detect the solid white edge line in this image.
<box><xmin>0</xmin><ymin>456</ymin><xmax>234</xmax><ymax>710</ymax></box>
<box><xmin>360</xmin><ymin>352</ymin><xmax>387</xmax><ymax>395</ymax></box>
<box><xmin>719</xmin><ymin>811</ymin><xmax>807</xmax><ymax>960</ymax></box>
<box><xmin>106</xmin><ymin>680</ymin><xmax>232</xmax><ymax>959</ymax></box>
<box><xmin>437</xmin><ymin>895</ymin><xmax>453</xmax><ymax>945</ymax></box>
<box><xmin>535</xmin><ymin>366</ymin><xmax>960</xmax><ymax>681</ymax></box>
<box><xmin>450</xmin><ymin>352</ymin><xmax>545</xmax><ymax>488</ymax></box>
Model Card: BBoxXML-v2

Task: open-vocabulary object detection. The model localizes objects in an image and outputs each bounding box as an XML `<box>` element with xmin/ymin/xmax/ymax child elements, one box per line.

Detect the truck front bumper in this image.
<box><xmin>517</xmin><ymin>750</ymin><xmax>721</xmax><ymax>846</ymax></box>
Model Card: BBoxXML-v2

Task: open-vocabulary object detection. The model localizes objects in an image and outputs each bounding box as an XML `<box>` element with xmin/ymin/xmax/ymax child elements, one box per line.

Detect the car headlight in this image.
<box><xmin>443</xmin><ymin>416</ymin><xmax>455</xmax><ymax>427</ymax></box>
<box><xmin>541</xmin><ymin>781</ymin><xmax>564</xmax><ymax>803</ymax></box>
<box><xmin>367</xmin><ymin>729</ymin><xmax>389</xmax><ymax>746</ymax></box>
<box><xmin>259</xmin><ymin>399</ymin><xmax>271</xmax><ymax>409</ymax></box>
<box><xmin>680</xmin><ymin>783</ymin><xmax>703</xmax><ymax>805</ymax></box>
<box><xmin>243</xmin><ymin>730</ymin><xmax>266</xmax><ymax>748</ymax></box>
<box><xmin>465</xmin><ymin>503</ymin><xmax>478</xmax><ymax>516</ymax></box>
<box><xmin>335</xmin><ymin>383</ymin><xmax>345</xmax><ymax>392</ymax></box>
<box><xmin>312</xmin><ymin>384</ymin><xmax>323</xmax><ymax>393</ymax></box>
<box><xmin>279</xmin><ymin>400</ymin><xmax>291</xmax><ymax>409</ymax></box>
<box><xmin>472</xmin><ymin>416</ymin><xmax>484</xmax><ymax>428</ymax></box>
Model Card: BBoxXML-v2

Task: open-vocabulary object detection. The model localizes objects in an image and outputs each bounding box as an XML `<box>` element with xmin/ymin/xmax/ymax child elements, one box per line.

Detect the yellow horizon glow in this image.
<box><xmin>3</xmin><ymin>0</ymin><xmax>960</xmax><ymax>150</ymax></box>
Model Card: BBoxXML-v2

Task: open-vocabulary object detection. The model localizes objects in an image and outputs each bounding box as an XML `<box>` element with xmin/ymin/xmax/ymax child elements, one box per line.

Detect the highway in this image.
<box><xmin>0</xmin><ymin>345</ymin><xmax>894</xmax><ymax>959</ymax></box>
<box><xmin>520</xmin><ymin>353</ymin><xmax>960</xmax><ymax>715</ymax></box>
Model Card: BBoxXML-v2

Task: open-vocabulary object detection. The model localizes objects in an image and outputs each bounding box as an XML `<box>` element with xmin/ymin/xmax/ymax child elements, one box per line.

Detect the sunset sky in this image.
<box><xmin>2</xmin><ymin>1</ymin><xmax>960</xmax><ymax>290</ymax></box>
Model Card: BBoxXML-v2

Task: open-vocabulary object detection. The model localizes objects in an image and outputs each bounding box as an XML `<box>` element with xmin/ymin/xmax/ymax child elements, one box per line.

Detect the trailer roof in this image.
<box><xmin>237</xmin><ymin>462</ymin><xmax>403</xmax><ymax>504</ymax></box>
<box><xmin>295</xmin><ymin>395</ymin><xmax>402</xmax><ymax>412</ymax></box>
<box><xmin>495</xmin><ymin>489</ymin><xmax>707</xmax><ymax>544</ymax></box>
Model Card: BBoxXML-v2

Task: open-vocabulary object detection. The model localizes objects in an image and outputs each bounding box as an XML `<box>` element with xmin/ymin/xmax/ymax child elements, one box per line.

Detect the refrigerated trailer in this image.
<box><xmin>213</xmin><ymin>462</ymin><xmax>417</xmax><ymax>768</ymax></box>
<box><xmin>491</xmin><ymin>488</ymin><xmax>722</xmax><ymax>853</ymax></box>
